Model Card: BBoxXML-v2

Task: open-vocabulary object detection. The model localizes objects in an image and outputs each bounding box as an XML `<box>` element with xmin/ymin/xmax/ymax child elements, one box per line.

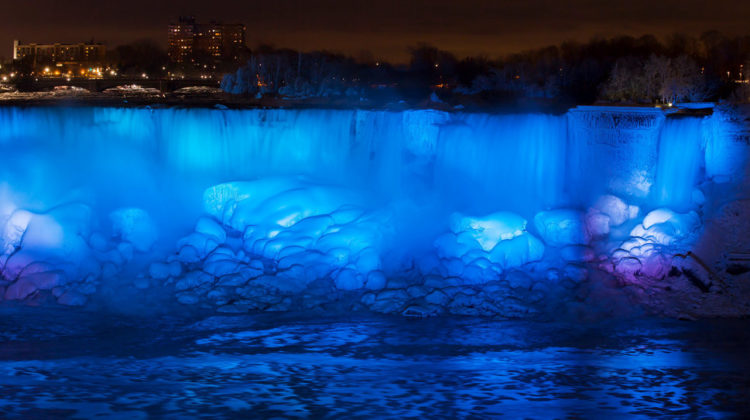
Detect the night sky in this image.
<box><xmin>2</xmin><ymin>0</ymin><xmax>749</xmax><ymax>62</ymax></box>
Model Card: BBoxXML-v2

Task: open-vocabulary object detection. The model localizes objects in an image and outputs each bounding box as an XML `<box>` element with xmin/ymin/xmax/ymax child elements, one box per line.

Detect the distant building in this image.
<box><xmin>168</xmin><ymin>16</ymin><xmax>247</xmax><ymax>66</ymax></box>
<box><xmin>13</xmin><ymin>40</ymin><xmax>105</xmax><ymax>67</ymax></box>
<box><xmin>167</xmin><ymin>17</ymin><xmax>195</xmax><ymax>64</ymax></box>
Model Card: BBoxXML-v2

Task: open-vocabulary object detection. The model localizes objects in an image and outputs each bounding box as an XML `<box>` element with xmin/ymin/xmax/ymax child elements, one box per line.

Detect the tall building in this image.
<box><xmin>167</xmin><ymin>16</ymin><xmax>195</xmax><ymax>64</ymax></box>
<box><xmin>168</xmin><ymin>17</ymin><xmax>247</xmax><ymax>65</ymax></box>
<box><xmin>13</xmin><ymin>40</ymin><xmax>106</xmax><ymax>67</ymax></box>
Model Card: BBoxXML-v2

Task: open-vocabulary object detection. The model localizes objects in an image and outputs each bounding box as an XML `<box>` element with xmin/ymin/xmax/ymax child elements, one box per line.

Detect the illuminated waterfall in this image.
<box><xmin>653</xmin><ymin>117</ymin><xmax>705</xmax><ymax>210</ymax></box>
<box><xmin>0</xmin><ymin>105</ymin><xmax>738</xmax><ymax>314</ymax></box>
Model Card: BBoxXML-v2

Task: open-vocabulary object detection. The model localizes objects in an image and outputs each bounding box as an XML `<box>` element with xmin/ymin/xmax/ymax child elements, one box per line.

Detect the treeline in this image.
<box><xmin>220</xmin><ymin>47</ymin><xmax>361</xmax><ymax>98</ymax></box>
<box><xmin>222</xmin><ymin>31</ymin><xmax>750</xmax><ymax>104</ymax></box>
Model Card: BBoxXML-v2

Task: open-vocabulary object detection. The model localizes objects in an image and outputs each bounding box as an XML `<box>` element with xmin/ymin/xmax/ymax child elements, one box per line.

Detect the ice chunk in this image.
<box><xmin>449</xmin><ymin>212</ymin><xmax>527</xmax><ymax>251</ymax></box>
<box><xmin>629</xmin><ymin>224</ymin><xmax>677</xmax><ymax>246</ymax></box>
<box><xmin>615</xmin><ymin>257</ymin><xmax>642</xmax><ymax>280</ymax></box>
<box><xmin>1</xmin><ymin>209</ymin><xmax>32</xmax><ymax>255</ymax></box>
<box><xmin>149</xmin><ymin>261</ymin><xmax>183</xmax><ymax>280</ymax></box>
<box><xmin>534</xmin><ymin>209</ymin><xmax>588</xmax><ymax>247</ymax></box>
<box><xmin>365</xmin><ymin>271</ymin><xmax>387</xmax><ymax>290</ymax></box>
<box><xmin>175</xmin><ymin>271</ymin><xmax>213</xmax><ymax>291</ymax></box>
<box><xmin>203</xmin><ymin>258</ymin><xmax>242</xmax><ymax>277</ymax></box>
<box><xmin>642</xmin><ymin>208</ymin><xmax>677</xmax><ymax>229</ymax></box>
<box><xmin>434</xmin><ymin>232</ymin><xmax>475</xmax><ymax>259</ymax></box>
<box><xmin>17</xmin><ymin>214</ymin><xmax>65</xmax><ymax>252</ymax></box>
<box><xmin>176</xmin><ymin>232</ymin><xmax>220</xmax><ymax>261</ymax></box>
<box><xmin>585</xmin><ymin>211</ymin><xmax>610</xmax><ymax>238</ymax></box>
<box><xmin>488</xmin><ymin>232</ymin><xmax>545</xmax><ymax>268</ymax></box>
<box><xmin>4</xmin><ymin>277</ymin><xmax>38</xmax><ymax>300</ymax></box>
<box><xmin>634</xmin><ymin>209</ymin><xmax>701</xmax><ymax>244</ymax></box>
<box><xmin>592</xmin><ymin>195</ymin><xmax>630</xmax><ymax>226</ymax></box>
<box><xmin>334</xmin><ymin>268</ymin><xmax>364</xmax><ymax>290</ymax></box>
<box><xmin>435</xmin><ymin>211</ymin><xmax>544</xmax><ymax>279</ymax></box>
<box><xmin>3</xmin><ymin>204</ymin><xmax>93</xmax><ymax>279</ymax></box>
<box><xmin>198</xmin><ymin>179</ymin><xmax>390</xmax><ymax>291</ymax></box>
<box><xmin>353</xmin><ymin>248</ymin><xmax>380</xmax><ymax>273</ymax></box>
<box><xmin>203</xmin><ymin>178</ymin><xmax>362</xmax><ymax>232</ymax></box>
<box><xmin>195</xmin><ymin>217</ymin><xmax>226</xmax><ymax>243</ymax></box>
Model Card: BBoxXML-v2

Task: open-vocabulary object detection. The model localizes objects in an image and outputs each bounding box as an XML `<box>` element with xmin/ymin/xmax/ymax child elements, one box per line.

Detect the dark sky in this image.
<box><xmin>2</xmin><ymin>0</ymin><xmax>750</xmax><ymax>62</ymax></box>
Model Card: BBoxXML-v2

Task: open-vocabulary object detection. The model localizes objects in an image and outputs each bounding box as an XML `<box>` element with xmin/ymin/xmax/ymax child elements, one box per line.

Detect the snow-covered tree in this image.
<box><xmin>601</xmin><ymin>54</ymin><xmax>708</xmax><ymax>103</ymax></box>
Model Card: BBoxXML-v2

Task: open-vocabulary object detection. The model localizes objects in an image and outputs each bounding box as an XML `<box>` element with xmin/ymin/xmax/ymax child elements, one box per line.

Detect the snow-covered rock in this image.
<box><xmin>161</xmin><ymin>178</ymin><xmax>393</xmax><ymax>307</ymax></box>
<box><xmin>534</xmin><ymin>209</ymin><xmax>588</xmax><ymax>247</ymax></box>
<box><xmin>103</xmin><ymin>85</ymin><xmax>161</xmax><ymax>95</ymax></box>
<box><xmin>0</xmin><ymin>201</ymin><xmax>139</xmax><ymax>305</ymax></box>
<box><xmin>432</xmin><ymin>211</ymin><xmax>544</xmax><ymax>283</ymax></box>
<box><xmin>195</xmin><ymin>217</ymin><xmax>226</xmax><ymax>243</ymax></box>
<box><xmin>592</xmin><ymin>195</ymin><xmax>632</xmax><ymax>227</ymax></box>
<box><xmin>449</xmin><ymin>211</ymin><xmax>527</xmax><ymax>251</ymax></box>
<box><xmin>149</xmin><ymin>261</ymin><xmax>183</xmax><ymax>280</ymax></box>
<box><xmin>584</xmin><ymin>195</ymin><xmax>639</xmax><ymax>239</ymax></box>
<box><xmin>608</xmin><ymin>208</ymin><xmax>702</xmax><ymax>284</ymax></box>
<box><xmin>585</xmin><ymin>211</ymin><xmax>611</xmax><ymax>238</ymax></box>
<box><xmin>631</xmin><ymin>209</ymin><xmax>701</xmax><ymax>246</ymax></box>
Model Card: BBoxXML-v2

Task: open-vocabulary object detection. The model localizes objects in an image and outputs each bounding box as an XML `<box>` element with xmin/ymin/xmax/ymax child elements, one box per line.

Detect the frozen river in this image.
<box><xmin>0</xmin><ymin>308</ymin><xmax>748</xmax><ymax>418</ymax></box>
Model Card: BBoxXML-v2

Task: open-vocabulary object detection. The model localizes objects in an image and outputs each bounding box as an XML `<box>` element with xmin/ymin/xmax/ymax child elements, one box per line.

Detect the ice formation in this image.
<box><xmin>156</xmin><ymin>178</ymin><xmax>391</xmax><ymax>311</ymax></box>
<box><xmin>0</xmin><ymin>200</ymin><xmax>155</xmax><ymax>305</ymax></box>
<box><xmin>430</xmin><ymin>212</ymin><xmax>544</xmax><ymax>283</ymax></box>
<box><xmin>0</xmin><ymin>105</ymin><xmax>747</xmax><ymax>318</ymax></box>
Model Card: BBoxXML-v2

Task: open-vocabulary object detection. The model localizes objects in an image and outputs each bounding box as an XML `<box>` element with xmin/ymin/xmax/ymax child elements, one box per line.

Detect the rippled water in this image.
<box><xmin>0</xmin><ymin>308</ymin><xmax>748</xmax><ymax>418</ymax></box>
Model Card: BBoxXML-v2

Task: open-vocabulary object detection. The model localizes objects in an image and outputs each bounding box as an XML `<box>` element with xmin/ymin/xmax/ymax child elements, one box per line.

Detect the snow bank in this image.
<box><xmin>173</xmin><ymin>86</ymin><xmax>223</xmax><ymax>95</ymax></box>
<box><xmin>103</xmin><ymin>85</ymin><xmax>161</xmax><ymax>95</ymax></box>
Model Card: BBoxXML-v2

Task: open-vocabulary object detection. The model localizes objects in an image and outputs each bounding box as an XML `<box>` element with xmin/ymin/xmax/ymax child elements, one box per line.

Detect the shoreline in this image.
<box><xmin>0</xmin><ymin>92</ymin><xmax>724</xmax><ymax>116</ymax></box>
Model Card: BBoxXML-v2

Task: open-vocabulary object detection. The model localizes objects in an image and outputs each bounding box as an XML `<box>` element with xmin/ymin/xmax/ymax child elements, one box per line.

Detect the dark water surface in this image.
<box><xmin>0</xmin><ymin>308</ymin><xmax>748</xmax><ymax>419</ymax></box>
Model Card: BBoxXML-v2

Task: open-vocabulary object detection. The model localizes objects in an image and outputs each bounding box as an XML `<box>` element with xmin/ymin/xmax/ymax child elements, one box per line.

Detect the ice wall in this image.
<box><xmin>0</xmin><ymin>105</ymin><xmax>745</xmax><ymax>318</ymax></box>
<box><xmin>568</xmin><ymin>106</ymin><xmax>665</xmax><ymax>201</ymax></box>
<box><xmin>654</xmin><ymin>117</ymin><xmax>705</xmax><ymax>210</ymax></box>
